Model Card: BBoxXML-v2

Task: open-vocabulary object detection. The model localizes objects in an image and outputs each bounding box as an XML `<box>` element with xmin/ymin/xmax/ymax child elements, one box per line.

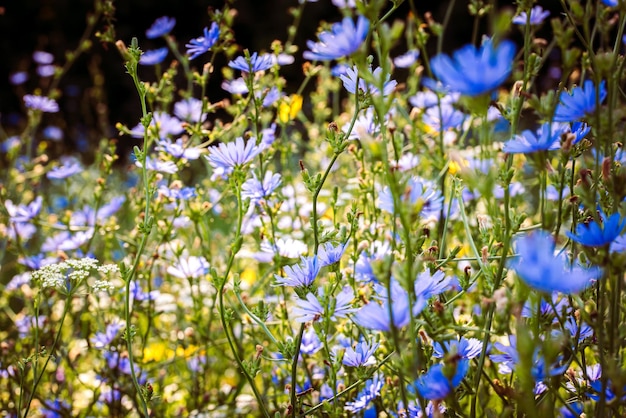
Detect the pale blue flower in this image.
<box><xmin>378</xmin><ymin>177</ymin><xmax>444</xmax><ymax>219</ymax></box>
<box><xmin>47</xmin><ymin>157</ymin><xmax>83</xmax><ymax>179</ymax></box>
<box><xmin>221</xmin><ymin>78</ymin><xmax>249</xmax><ymax>94</ymax></box>
<box><xmin>422</xmin><ymin>103</ymin><xmax>466</xmax><ymax>131</ymax></box>
<box><xmin>300</xmin><ymin>327</ymin><xmax>323</xmax><ymax>355</ymax></box>
<box><xmin>354</xmin><ymin>279</ymin><xmax>413</xmax><ymax>331</ymax></box>
<box><xmin>24</xmin><ymin>95</ymin><xmax>59</xmax><ymax>112</ymax></box>
<box><xmin>340</xmin><ymin>65</ymin><xmax>397</xmax><ymax>96</ymax></box>
<box><xmin>503</xmin><ymin>123</ymin><xmax>565</xmax><ymax>153</ymax></box>
<box><xmin>343</xmin><ymin>340</ymin><xmax>379</xmax><ymax>367</ymax></box>
<box><xmin>167</xmin><ymin>256</ymin><xmax>210</xmax><ymax>279</ymax></box>
<box><xmin>292</xmin><ymin>292</ymin><xmax>324</xmax><ymax>322</ymax></box>
<box><xmin>344</xmin><ymin>374</ymin><xmax>383</xmax><ymax>413</ymax></box>
<box><xmin>512</xmin><ymin>6</ymin><xmax>550</xmax><ymax>25</ymax></box>
<box><xmin>393</xmin><ymin>50</ymin><xmax>420</xmax><ymax>68</ymax></box>
<box><xmin>205</xmin><ymin>137</ymin><xmax>260</xmax><ymax>180</ymax></box>
<box><xmin>317</xmin><ymin>241</ymin><xmax>348</xmax><ymax>267</ymax></box>
<box><xmin>173</xmin><ymin>98</ymin><xmax>206</xmax><ymax>123</ymax></box>
<box><xmin>304</xmin><ymin>16</ymin><xmax>369</xmax><ymax>61</ymax></box>
<box><xmin>433</xmin><ymin>337</ymin><xmax>483</xmax><ymax>359</ymax></box>
<box><xmin>241</xmin><ymin>171</ymin><xmax>282</xmax><ymax>203</ymax></box>
<box><xmin>275</xmin><ymin>255</ymin><xmax>320</xmax><ymax>288</ymax></box>
<box><xmin>156</xmin><ymin>138</ymin><xmax>201</xmax><ymax>160</ymax></box>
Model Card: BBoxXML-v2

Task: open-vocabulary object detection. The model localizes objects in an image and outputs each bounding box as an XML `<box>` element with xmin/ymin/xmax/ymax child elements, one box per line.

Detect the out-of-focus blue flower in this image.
<box><xmin>560</xmin><ymin>403</ymin><xmax>584</xmax><ymax>418</ymax></box>
<box><xmin>317</xmin><ymin>241</ymin><xmax>348</xmax><ymax>267</ymax></box>
<box><xmin>562</xmin><ymin>317</ymin><xmax>593</xmax><ymax>342</ymax></box>
<box><xmin>512</xmin><ymin>6</ymin><xmax>550</xmax><ymax>25</ymax></box>
<box><xmin>332</xmin><ymin>0</ymin><xmax>356</xmax><ymax>7</ymax></box>
<box><xmin>146</xmin><ymin>16</ymin><xmax>176</xmax><ymax>39</ymax></box>
<box><xmin>394</xmin><ymin>50</ymin><xmax>420</xmax><ymax>68</ymax></box>
<box><xmin>186</xmin><ymin>22</ymin><xmax>220</xmax><ymax>60</ymax></box>
<box><xmin>490</xmin><ymin>335</ymin><xmax>519</xmax><ymax>374</ymax></box>
<box><xmin>521</xmin><ymin>293</ymin><xmax>569</xmax><ymax>319</ymax></box>
<box><xmin>433</xmin><ymin>337</ymin><xmax>483</xmax><ymax>360</ymax></box>
<box><xmin>292</xmin><ymin>292</ymin><xmax>324</xmax><ymax>322</ymax></box>
<box><xmin>344</xmin><ymin>108</ymin><xmax>379</xmax><ymax>140</ymax></box>
<box><xmin>156</xmin><ymin>138</ymin><xmax>201</xmax><ymax>160</ymax></box>
<box><xmin>167</xmin><ymin>256</ymin><xmax>210</xmax><ymax>279</ymax></box>
<box><xmin>332</xmin><ymin>286</ymin><xmax>358</xmax><ymax>319</ymax></box>
<box><xmin>275</xmin><ymin>255</ymin><xmax>320</xmax><ymax>288</ymax></box>
<box><xmin>413</xmin><ymin>360</ymin><xmax>469</xmax><ymax>400</ymax></box>
<box><xmin>300</xmin><ymin>327</ymin><xmax>323</xmax><ymax>355</ymax></box>
<box><xmin>511</xmin><ymin>230</ymin><xmax>602</xmax><ymax>294</ymax></box>
<box><xmin>503</xmin><ymin>123</ymin><xmax>564</xmax><ymax>153</ymax></box>
<box><xmin>343</xmin><ymin>340</ymin><xmax>379</xmax><ymax>367</ymax></box>
<box><xmin>569</xmin><ymin>121</ymin><xmax>590</xmax><ymax>145</ymax></box>
<box><xmin>37</xmin><ymin>65</ymin><xmax>56</xmax><ymax>77</ymax></box>
<box><xmin>493</xmin><ymin>181</ymin><xmax>526</xmax><ymax>199</ymax></box>
<box><xmin>130</xmin><ymin>111</ymin><xmax>184</xmax><ymax>139</ymax></box>
<box><xmin>174</xmin><ymin>97</ymin><xmax>206</xmax><ymax>123</ymax></box>
<box><xmin>602</xmin><ymin>0</ymin><xmax>618</xmax><ymax>7</ymax></box>
<box><xmin>205</xmin><ymin>137</ymin><xmax>260</xmax><ymax>180</ymax></box>
<box><xmin>159</xmin><ymin>185</ymin><xmax>196</xmax><ymax>201</ymax></box>
<box><xmin>553</xmin><ymin>80</ymin><xmax>607</xmax><ymax>122</ymax></box>
<box><xmin>228</xmin><ymin>52</ymin><xmax>274</xmax><ymax>73</ymax></box>
<box><xmin>43</xmin><ymin>126</ymin><xmax>63</xmax><ymax>141</ymax></box>
<box><xmin>242</xmin><ymin>171</ymin><xmax>282</xmax><ymax>203</ymax></box>
<box><xmin>222</xmin><ymin>78</ymin><xmax>249</xmax><ymax>94</ymax></box>
<box><xmin>33</xmin><ymin>51</ymin><xmax>54</xmax><ymax>64</ymax></box>
<box><xmin>567</xmin><ymin>211</ymin><xmax>626</xmax><ymax>247</ymax></box>
<box><xmin>344</xmin><ymin>374</ymin><xmax>383</xmax><ymax>413</ymax></box>
<box><xmin>378</xmin><ymin>177</ymin><xmax>444</xmax><ymax>220</ymax></box>
<box><xmin>610</xmin><ymin>233</ymin><xmax>626</xmax><ymax>253</ymax></box>
<box><xmin>340</xmin><ymin>65</ymin><xmax>397</xmax><ymax>97</ymax></box>
<box><xmin>430</xmin><ymin>39</ymin><xmax>515</xmax><ymax>96</ymax></box>
<box><xmin>258</xmin><ymin>86</ymin><xmax>282</xmax><ymax>107</ymax></box>
<box><xmin>5</xmin><ymin>196</ymin><xmax>43</xmax><ymax>223</ymax></box>
<box><xmin>136</xmin><ymin>156</ymin><xmax>178</xmax><ymax>174</ymax></box>
<box><xmin>91</xmin><ymin>322</ymin><xmax>123</xmax><ymax>349</ymax></box>
<box><xmin>10</xmin><ymin>71</ymin><xmax>28</xmax><ymax>85</ymax></box>
<box><xmin>47</xmin><ymin>157</ymin><xmax>83</xmax><ymax>180</ymax></box>
<box><xmin>422</xmin><ymin>103</ymin><xmax>466</xmax><ymax>131</ymax></box>
<box><xmin>354</xmin><ymin>279</ymin><xmax>412</xmax><ymax>331</ymax></box>
<box><xmin>303</xmin><ymin>16</ymin><xmax>369</xmax><ymax>61</ymax></box>
<box><xmin>354</xmin><ymin>241</ymin><xmax>391</xmax><ymax>283</ymax></box>
<box><xmin>139</xmin><ymin>47</ymin><xmax>168</xmax><ymax>65</ymax></box>
<box><xmin>24</xmin><ymin>95</ymin><xmax>59</xmax><ymax>113</ymax></box>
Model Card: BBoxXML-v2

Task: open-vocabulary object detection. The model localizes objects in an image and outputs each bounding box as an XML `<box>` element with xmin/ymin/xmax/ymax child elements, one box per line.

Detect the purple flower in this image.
<box><xmin>156</xmin><ymin>138</ymin><xmax>201</xmax><ymax>160</ymax></box>
<box><xmin>292</xmin><ymin>292</ymin><xmax>324</xmax><ymax>322</ymax></box>
<box><xmin>300</xmin><ymin>327</ymin><xmax>323</xmax><ymax>354</ymax></box>
<box><xmin>130</xmin><ymin>111</ymin><xmax>184</xmax><ymax>139</ymax></box>
<box><xmin>91</xmin><ymin>322</ymin><xmax>123</xmax><ymax>348</ymax></box>
<box><xmin>146</xmin><ymin>16</ymin><xmax>176</xmax><ymax>39</ymax></box>
<box><xmin>393</xmin><ymin>50</ymin><xmax>420</xmax><ymax>68</ymax></box>
<box><xmin>24</xmin><ymin>95</ymin><xmax>59</xmax><ymax>113</ymax></box>
<box><xmin>512</xmin><ymin>6</ymin><xmax>550</xmax><ymax>25</ymax></box>
<box><xmin>553</xmin><ymin>80</ymin><xmax>607</xmax><ymax>122</ymax></box>
<box><xmin>186</xmin><ymin>22</ymin><xmax>220</xmax><ymax>60</ymax></box>
<box><xmin>135</xmin><ymin>156</ymin><xmax>178</xmax><ymax>174</ymax></box>
<box><xmin>139</xmin><ymin>47</ymin><xmax>168</xmax><ymax>65</ymax></box>
<box><xmin>430</xmin><ymin>39</ymin><xmax>515</xmax><ymax>96</ymax></box>
<box><xmin>33</xmin><ymin>51</ymin><xmax>54</xmax><ymax>64</ymax></box>
<box><xmin>228</xmin><ymin>52</ymin><xmax>274</xmax><ymax>73</ymax></box>
<box><xmin>205</xmin><ymin>137</ymin><xmax>260</xmax><ymax>180</ymax></box>
<box><xmin>37</xmin><ymin>65</ymin><xmax>56</xmax><ymax>77</ymax></box>
<box><xmin>304</xmin><ymin>16</ymin><xmax>369</xmax><ymax>61</ymax></box>
<box><xmin>10</xmin><ymin>71</ymin><xmax>28</xmax><ymax>85</ymax></box>
<box><xmin>5</xmin><ymin>196</ymin><xmax>42</xmax><ymax>223</ymax></box>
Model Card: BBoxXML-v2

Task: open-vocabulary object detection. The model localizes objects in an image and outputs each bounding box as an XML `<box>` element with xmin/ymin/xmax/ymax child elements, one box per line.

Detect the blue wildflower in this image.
<box><xmin>186</xmin><ymin>22</ymin><xmax>220</xmax><ymax>60</ymax></box>
<box><xmin>24</xmin><ymin>95</ymin><xmax>59</xmax><ymax>113</ymax></box>
<box><xmin>47</xmin><ymin>157</ymin><xmax>83</xmax><ymax>179</ymax></box>
<box><xmin>229</xmin><ymin>52</ymin><xmax>274</xmax><ymax>73</ymax></box>
<box><xmin>222</xmin><ymin>77</ymin><xmax>249</xmax><ymax>94</ymax></box>
<box><xmin>292</xmin><ymin>293</ymin><xmax>323</xmax><ymax>322</ymax></box>
<box><xmin>433</xmin><ymin>337</ymin><xmax>483</xmax><ymax>360</ymax></box>
<box><xmin>136</xmin><ymin>156</ymin><xmax>178</xmax><ymax>174</ymax></box>
<box><xmin>344</xmin><ymin>374</ymin><xmax>384</xmax><ymax>413</ymax></box>
<box><xmin>33</xmin><ymin>51</ymin><xmax>54</xmax><ymax>64</ymax></box>
<box><xmin>422</xmin><ymin>103</ymin><xmax>466</xmax><ymax>131</ymax></box>
<box><xmin>511</xmin><ymin>230</ymin><xmax>602</xmax><ymax>294</ymax></box>
<box><xmin>300</xmin><ymin>327</ymin><xmax>323</xmax><ymax>355</ymax></box>
<box><xmin>146</xmin><ymin>16</ymin><xmax>176</xmax><ymax>39</ymax></box>
<box><xmin>5</xmin><ymin>196</ymin><xmax>43</xmax><ymax>223</ymax></box>
<box><xmin>343</xmin><ymin>340</ymin><xmax>379</xmax><ymax>367</ymax></box>
<box><xmin>156</xmin><ymin>138</ymin><xmax>201</xmax><ymax>160</ymax></box>
<box><xmin>340</xmin><ymin>65</ymin><xmax>397</xmax><ymax>97</ymax></box>
<box><xmin>275</xmin><ymin>255</ymin><xmax>320</xmax><ymax>288</ymax></box>
<box><xmin>502</xmin><ymin>123</ymin><xmax>564</xmax><ymax>153</ymax></box>
<box><xmin>130</xmin><ymin>111</ymin><xmax>184</xmax><ymax>139</ymax></box>
<box><xmin>566</xmin><ymin>211</ymin><xmax>626</xmax><ymax>247</ymax></box>
<box><xmin>332</xmin><ymin>286</ymin><xmax>358</xmax><ymax>319</ymax></box>
<box><xmin>139</xmin><ymin>47</ymin><xmax>168</xmax><ymax>65</ymax></box>
<box><xmin>317</xmin><ymin>241</ymin><xmax>349</xmax><ymax>267</ymax></box>
<box><xmin>354</xmin><ymin>280</ymin><xmax>413</xmax><ymax>331</ymax></box>
<box><xmin>167</xmin><ymin>256</ymin><xmax>210</xmax><ymax>279</ymax></box>
<box><xmin>174</xmin><ymin>97</ymin><xmax>207</xmax><ymax>123</ymax></box>
<box><xmin>521</xmin><ymin>293</ymin><xmax>569</xmax><ymax>319</ymax></box>
<box><xmin>553</xmin><ymin>80</ymin><xmax>607</xmax><ymax>122</ymax></box>
<box><xmin>512</xmin><ymin>6</ymin><xmax>550</xmax><ymax>25</ymax></box>
<box><xmin>378</xmin><ymin>177</ymin><xmax>444</xmax><ymax>219</ymax></box>
<box><xmin>303</xmin><ymin>16</ymin><xmax>369</xmax><ymax>61</ymax></box>
<box><xmin>430</xmin><ymin>39</ymin><xmax>515</xmax><ymax>96</ymax></box>
<box><xmin>205</xmin><ymin>137</ymin><xmax>260</xmax><ymax>180</ymax></box>
<box><xmin>393</xmin><ymin>50</ymin><xmax>420</xmax><ymax>68</ymax></box>
<box><xmin>242</xmin><ymin>171</ymin><xmax>282</xmax><ymax>204</ymax></box>
<box><xmin>602</xmin><ymin>0</ymin><xmax>618</xmax><ymax>7</ymax></box>
<box><xmin>91</xmin><ymin>322</ymin><xmax>123</xmax><ymax>348</ymax></box>
<box><xmin>569</xmin><ymin>121</ymin><xmax>591</xmax><ymax>145</ymax></box>
<box><xmin>413</xmin><ymin>360</ymin><xmax>469</xmax><ymax>400</ymax></box>
<box><xmin>490</xmin><ymin>336</ymin><xmax>519</xmax><ymax>374</ymax></box>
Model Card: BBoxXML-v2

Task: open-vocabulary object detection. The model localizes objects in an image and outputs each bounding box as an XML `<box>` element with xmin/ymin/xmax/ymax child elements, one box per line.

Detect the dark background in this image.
<box><xmin>0</xmin><ymin>0</ymin><xmax>560</xmax><ymax>158</ymax></box>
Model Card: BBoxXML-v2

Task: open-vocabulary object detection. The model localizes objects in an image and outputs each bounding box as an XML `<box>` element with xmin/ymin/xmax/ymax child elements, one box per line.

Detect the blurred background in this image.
<box><xmin>0</xmin><ymin>0</ymin><xmax>560</xmax><ymax>159</ymax></box>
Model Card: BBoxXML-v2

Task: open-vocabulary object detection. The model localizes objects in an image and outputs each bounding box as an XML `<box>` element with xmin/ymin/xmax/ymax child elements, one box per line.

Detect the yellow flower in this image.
<box><xmin>279</xmin><ymin>94</ymin><xmax>302</xmax><ymax>123</ymax></box>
